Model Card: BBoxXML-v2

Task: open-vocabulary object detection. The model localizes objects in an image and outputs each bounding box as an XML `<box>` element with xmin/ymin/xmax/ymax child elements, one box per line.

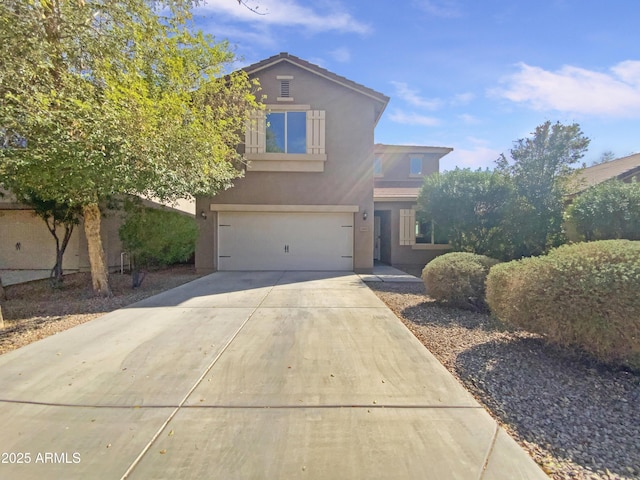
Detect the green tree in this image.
<box><xmin>0</xmin><ymin>1</ymin><xmax>259</xmax><ymax>295</ymax></box>
<box><xmin>566</xmin><ymin>180</ymin><xmax>640</xmax><ymax>241</ymax></box>
<box><xmin>591</xmin><ymin>150</ymin><xmax>616</xmax><ymax>166</ymax></box>
<box><xmin>417</xmin><ymin>168</ymin><xmax>513</xmax><ymax>259</ymax></box>
<box><xmin>496</xmin><ymin>121</ymin><xmax>590</xmax><ymax>258</ymax></box>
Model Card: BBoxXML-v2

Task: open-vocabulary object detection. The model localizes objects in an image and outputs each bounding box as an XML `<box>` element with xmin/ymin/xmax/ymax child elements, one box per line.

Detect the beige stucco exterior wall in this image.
<box><xmin>0</xmin><ymin>210</ymin><xmax>80</xmax><ymax>271</ymax></box>
<box><xmin>1</xmin><ymin>194</ymin><xmax>186</xmax><ymax>274</ymax></box>
<box><xmin>375</xmin><ymin>201</ymin><xmax>449</xmax><ymax>273</ymax></box>
<box><xmin>0</xmin><ymin>208</ymin><xmax>121</xmax><ymax>272</ymax></box>
<box><xmin>196</xmin><ymin>61</ymin><xmax>378</xmax><ymax>273</ymax></box>
<box><xmin>377</xmin><ymin>152</ymin><xmax>440</xmax><ymax>180</ymax></box>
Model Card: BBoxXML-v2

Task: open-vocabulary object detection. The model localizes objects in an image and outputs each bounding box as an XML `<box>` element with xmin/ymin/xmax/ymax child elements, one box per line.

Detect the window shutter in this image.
<box><xmin>399</xmin><ymin>209</ymin><xmax>416</xmax><ymax>245</ymax></box>
<box><xmin>306</xmin><ymin>110</ymin><xmax>325</xmax><ymax>155</ymax></box>
<box><xmin>245</xmin><ymin>110</ymin><xmax>265</xmax><ymax>154</ymax></box>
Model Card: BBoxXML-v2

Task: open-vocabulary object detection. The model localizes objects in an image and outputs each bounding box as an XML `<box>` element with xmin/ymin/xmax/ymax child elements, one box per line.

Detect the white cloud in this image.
<box><xmin>206</xmin><ymin>23</ymin><xmax>277</xmax><ymax>50</ymax></box>
<box><xmin>612</xmin><ymin>60</ymin><xmax>640</xmax><ymax>86</ymax></box>
<box><xmin>390</xmin><ymin>81</ymin><xmax>443</xmax><ymax>110</ymax></box>
<box><xmin>391</xmin><ymin>82</ymin><xmax>476</xmax><ymax>111</ymax></box>
<box><xmin>441</xmin><ymin>144</ymin><xmax>500</xmax><ymax>171</ymax></box>
<box><xmin>439</xmin><ymin>137</ymin><xmax>500</xmax><ymax>170</ymax></box>
<box><xmin>196</xmin><ymin>0</ymin><xmax>371</xmax><ymax>34</ymax></box>
<box><xmin>329</xmin><ymin>47</ymin><xmax>351</xmax><ymax>63</ymax></box>
<box><xmin>493</xmin><ymin>61</ymin><xmax>640</xmax><ymax>117</ymax></box>
<box><xmin>388</xmin><ymin>110</ymin><xmax>441</xmax><ymax>127</ymax></box>
<box><xmin>458</xmin><ymin>113</ymin><xmax>479</xmax><ymax>124</ymax></box>
<box><xmin>452</xmin><ymin>92</ymin><xmax>474</xmax><ymax>105</ymax></box>
<box><xmin>413</xmin><ymin>0</ymin><xmax>462</xmax><ymax>18</ymax></box>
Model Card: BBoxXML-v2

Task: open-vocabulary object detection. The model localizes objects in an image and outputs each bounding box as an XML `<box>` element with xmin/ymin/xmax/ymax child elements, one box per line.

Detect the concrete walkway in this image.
<box><xmin>0</xmin><ymin>271</ymin><xmax>547</xmax><ymax>479</ymax></box>
<box><xmin>359</xmin><ymin>264</ymin><xmax>423</xmax><ymax>283</ymax></box>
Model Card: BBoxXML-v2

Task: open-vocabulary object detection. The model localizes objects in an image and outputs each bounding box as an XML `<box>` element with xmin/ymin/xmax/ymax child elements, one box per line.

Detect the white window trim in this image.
<box><xmin>400</xmin><ymin>208</ymin><xmax>451</xmax><ymax>249</ymax></box>
<box><xmin>244</xmin><ymin>107</ymin><xmax>327</xmax><ymax>172</ymax></box>
<box><xmin>373</xmin><ymin>157</ymin><xmax>383</xmax><ymax>177</ymax></box>
<box><xmin>409</xmin><ymin>157</ymin><xmax>423</xmax><ymax>177</ymax></box>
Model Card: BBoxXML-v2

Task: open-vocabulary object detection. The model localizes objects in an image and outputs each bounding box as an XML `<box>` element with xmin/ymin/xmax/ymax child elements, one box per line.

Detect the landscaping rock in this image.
<box><xmin>367</xmin><ymin>281</ymin><xmax>640</xmax><ymax>480</ymax></box>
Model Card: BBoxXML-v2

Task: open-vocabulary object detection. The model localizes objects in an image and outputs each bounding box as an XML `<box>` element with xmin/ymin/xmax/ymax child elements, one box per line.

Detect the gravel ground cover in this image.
<box><xmin>367</xmin><ymin>281</ymin><xmax>640</xmax><ymax>480</ymax></box>
<box><xmin>0</xmin><ymin>265</ymin><xmax>203</xmax><ymax>355</ymax></box>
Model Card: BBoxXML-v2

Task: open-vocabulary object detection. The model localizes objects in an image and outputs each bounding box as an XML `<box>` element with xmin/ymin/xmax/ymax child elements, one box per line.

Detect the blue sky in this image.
<box><xmin>192</xmin><ymin>0</ymin><xmax>640</xmax><ymax>171</ymax></box>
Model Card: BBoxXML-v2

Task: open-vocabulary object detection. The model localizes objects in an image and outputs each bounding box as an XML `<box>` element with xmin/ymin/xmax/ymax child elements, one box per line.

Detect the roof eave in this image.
<box><xmin>374</xmin><ymin>197</ymin><xmax>419</xmax><ymax>202</ymax></box>
<box><xmin>243</xmin><ymin>53</ymin><xmax>390</xmax><ymax>112</ymax></box>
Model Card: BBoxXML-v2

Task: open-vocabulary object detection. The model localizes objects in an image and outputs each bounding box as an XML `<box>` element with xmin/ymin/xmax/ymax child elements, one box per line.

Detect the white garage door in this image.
<box><xmin>218</xmin><ymin>211</ymin><xmax>353</xmax><ymax>271</ymax></box>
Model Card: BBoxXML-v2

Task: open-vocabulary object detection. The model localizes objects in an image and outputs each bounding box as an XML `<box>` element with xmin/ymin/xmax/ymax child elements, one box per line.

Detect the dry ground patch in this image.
<box><xmin>0</xmin><ymin>265</ymin><xmax>203</xmax><ymax>355</ymax></box>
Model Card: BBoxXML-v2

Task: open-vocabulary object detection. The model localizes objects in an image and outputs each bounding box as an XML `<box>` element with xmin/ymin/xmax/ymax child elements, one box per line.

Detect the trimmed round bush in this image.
<box><xmin>486</xmin><ymin>240</ymin><xmax>640</xmax><ymax>370</ymax></box>
<box><xmin>421</xmin><ymin>252</ymin><xmax>500</xmax><ymax>311</ymax></box>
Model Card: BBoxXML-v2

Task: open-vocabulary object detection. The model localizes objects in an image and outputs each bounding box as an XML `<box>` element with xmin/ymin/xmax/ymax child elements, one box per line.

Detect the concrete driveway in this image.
<box><xmin>0</xmin><ymin>271</ymin><xmax>547</xmax><ymax>479</ymax></box>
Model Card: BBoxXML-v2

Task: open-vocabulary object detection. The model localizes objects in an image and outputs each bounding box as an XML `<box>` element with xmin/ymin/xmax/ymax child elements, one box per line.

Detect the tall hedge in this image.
<box><xmin>566</xmin><ymin>179</ymin><xmax>640</xmax><ymax>241</ymax></box>
<box><xmin>486</xmin><ymin>240</ymin><xmax>640</xmax><ymax>369</ymax></box>
<box><xmin>422</xmin><ymin>252</ymin><xmax>500</xmax><ymax>312</ymax></box>
<box><xmin>119</xmin><ymin>205</ymin><xmax>197</xmax><ymax>268</ymax></box>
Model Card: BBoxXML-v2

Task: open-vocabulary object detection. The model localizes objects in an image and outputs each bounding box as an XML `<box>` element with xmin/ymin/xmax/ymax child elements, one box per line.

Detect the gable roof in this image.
<box><xmin>243</xmin><ymin>52</ymin><xmax>390</xmax><ymax>124</ymax></box>
<box><xmin>572</xmin><ymin>153</ymin><xmax>640</xmax><ymax>193</ymax></box>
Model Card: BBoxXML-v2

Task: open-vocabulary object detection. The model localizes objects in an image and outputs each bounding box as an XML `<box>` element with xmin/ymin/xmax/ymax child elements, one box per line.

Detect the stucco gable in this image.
<box><xmin>243</xmin><ymin>52</ymin><xmax>389</xmax><ymax>124</ymax></box>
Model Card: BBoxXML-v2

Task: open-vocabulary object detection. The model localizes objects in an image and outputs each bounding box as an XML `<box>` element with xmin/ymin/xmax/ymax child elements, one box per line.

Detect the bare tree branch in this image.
<box><xmin>237</xmin><ymin>0</ymin><xmax>268</xmax><ymax>15</ymax></box>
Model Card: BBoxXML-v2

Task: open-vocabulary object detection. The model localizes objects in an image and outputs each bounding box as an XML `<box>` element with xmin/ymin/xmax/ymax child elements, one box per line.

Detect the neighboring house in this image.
<box><xmin>195</xmin><ymin>53</ymin><xmax>453</xmax><ymax>274</ymax></box>
<box><xmin>570</xmin><ymin>152</ymin><xmax>640</xmax><ymax>196</ymax></box>
<box><xmin>0</xmin><ymin>189</ymin><xmax>194</xmax><ymax>276</ymax></box>
<box><xmin>564</xmin><ymin>153</ymin><xmax>640</xmax><ymax>242</ymax></box>
<box><xmin>0</xmin><ymin>189</ymin><xmax>123</xmax><ymax>274</ymax></box>
<box><xmin>373</xmin><ymin>144</ymin><xmax>452</xmax><ymax>273</ymax></box>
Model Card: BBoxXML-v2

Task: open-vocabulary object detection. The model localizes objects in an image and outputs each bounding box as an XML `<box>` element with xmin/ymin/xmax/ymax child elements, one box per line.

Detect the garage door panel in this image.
<box><xmin>218</xmin><ymin>212</ymin><xmax>353</xmax><ymax>271</ymax></box>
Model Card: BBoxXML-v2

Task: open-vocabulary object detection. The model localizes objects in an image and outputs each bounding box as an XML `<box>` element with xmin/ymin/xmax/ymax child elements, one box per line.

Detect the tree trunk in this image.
<box><xmin>82</xmin><ymin>203</ymin><xmax>111</xmax><ymax>296</ymax></box>
<box><xmin>50</xmin><ymin>222</ymin><xmax>74</xmax><ymax>287</ymax></box>
<box><xmin>0</xmin><ymin>276</ymin><xmax>5</xmax><ymax>329</ymax></box>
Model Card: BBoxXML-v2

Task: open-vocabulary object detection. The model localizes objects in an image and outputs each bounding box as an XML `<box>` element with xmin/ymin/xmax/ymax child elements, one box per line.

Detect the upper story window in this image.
<box><xmin>244</xmin><ymin>107</ymin><xmax>327</xmax><ymax>172</ymax></box>
<box><xmin>266</xmin><ymin>111</ymin><xmax>306</xmax><ymax>154</ymax></box>
<box><xmin>373</xmin><ymin>157</ymin><xmax>382</xmax><ymax>176</ymax></box>
<box><xmin>410</xmin><ymin>157</ymin><xmax>423</xmax><ymax>176</ymax></box>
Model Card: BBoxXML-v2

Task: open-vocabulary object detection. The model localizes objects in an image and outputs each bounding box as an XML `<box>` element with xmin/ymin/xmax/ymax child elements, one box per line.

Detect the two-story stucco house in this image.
<box><xmin>373</xmin><ymin>144</ymin><xmax>452</xmax><ymax>274</ymax></box>
<box><xmin>195</xmin><ymin>53</ymin><xmax>452</xmax><ymax>274</ymax></box>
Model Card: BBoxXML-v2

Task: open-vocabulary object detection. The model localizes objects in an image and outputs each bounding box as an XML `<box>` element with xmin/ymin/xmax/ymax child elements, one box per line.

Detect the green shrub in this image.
<box><xmin>566</xmin><ymin>179</ymin><xmax>640</xmax><ymax>241</ymax></box>
<box><xmin>119</xmin><ymin>204</ymin><xmax>197</xmax><ymax>268</ymax></box>
<box><xmin>421</xmin><ymin>252</ymin><xmax>500</xmax><ymax>311</ymax></box>
<box><xmin>486</xmin><ymin>240</ymin><xmax>640</xmax><ymax>370</ymax></box>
